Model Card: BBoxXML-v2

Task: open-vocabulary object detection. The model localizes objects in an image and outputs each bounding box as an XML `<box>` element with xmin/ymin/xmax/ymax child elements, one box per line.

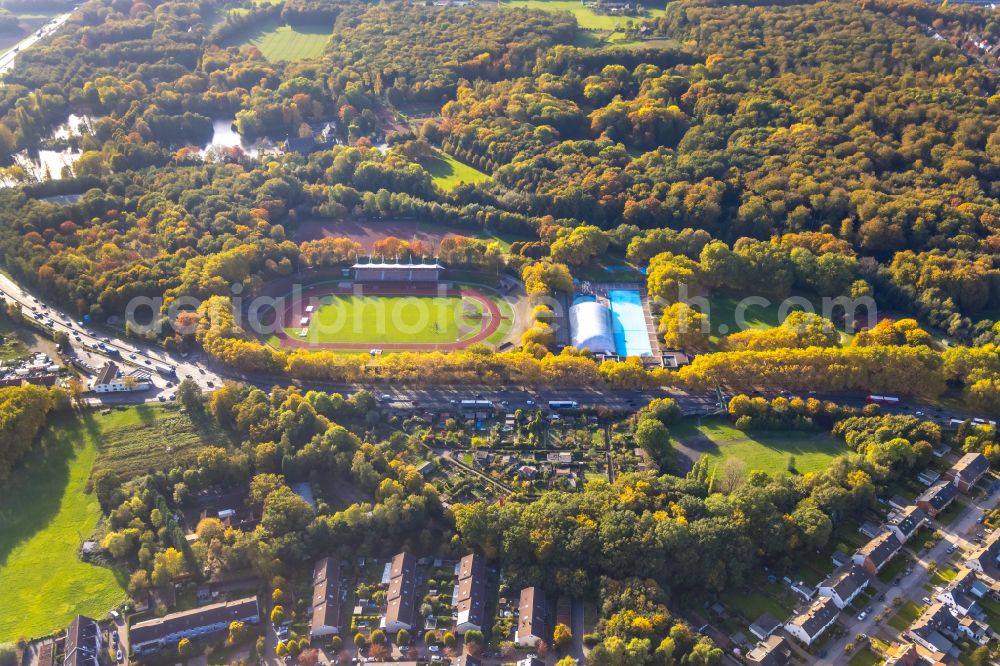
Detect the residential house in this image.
<box><xmin>310</xmin><ymin>557</ymin><xmax>342</xmax><ymax>638</ymax></box>
<box><xmin>889</xmin><ymin>506</ymin><xmax>927</xmax><ymax>544</ymax></box>
<box><xmin>748</xmin><ymin>612</ymin><xmax>781</xmax><ymax>640</ymax></box>
<box><xmin>966</xmin><ymin>530</ymin><xmax>1000</xmax><ymax>581</ymax></box>
<box><xmin>453</xmin><ymin>553</ymin><xmax>487</xmax><ymax>634</ymax></box>
<box><xmin>831</xmin><ymin>550</ymin><xmax>850</xmax><ymax>568</ymax></box>
<box><xmin>881</xmin><ymin>642</ymin><xmax>918</xmax><ymax>666</ymax></box>
<box><xmin>917</xmin><ymin>469</ymin><xmax>941</xmax><ymax>486</ymax></box>
<box><xmin>64</xmin><ymin>616</ymin><xmax>103</xmax><ymax>666</ymax></box>
<box><xmin>957</xmin><ymin>615</ymin><xmax>992</xmax><ymax>645</ymax></box>
<box><xmin>818</xmin><ymin>564</ymin><xmax>869</xmax><ymax>609</ymax></box>
<box><xmin>936</xmin><ymin>568</ymin><xmax>989</xmax><ymax>617</ymax></box>
<box><xmin>945</xmin><ymin>452</ymin><xmax>990</xmax><ymax>493</ymax></box>
<box><xmin>853</xmin><ymin>531</ymin><xmax>903</xmax><ymax>575</ymax></box>
<box><xmin>788</xmin><ymin>580</ymin><xmax>816</xmax><ymax>601</ymax></box>
<box><xmin>383</xmin><ymin>552</ymin><xmax>418</xmax><ymax>633</ymax></box>
<box><xmin>745</xmin><ymin>634</ymin><xmax>791</xmax><ymax>666</ymax></box>
<box><xmin>858</xmin><ymin>520</ymin><xmax>883</xmax><ymax>539</ymax></box>
<box><xmin>515</xmin><ymin>587</ymin><xmax>546</xmax><ymax>647</ymax></box>
<box><xmin>784</xmin><ymin>596</ymin><xmax>838</xmax><ymax>646</ymax></box>
<box><xmin>915</xmin><ymin>479</ymin><xmax>957</xmax><ymax>518</ymax></box>
<box><xmin>905</xmin><ymin>603</ymin><xmax>959</xmax><ymax>656</ymax></box>
<box><xmin>129</xmin><ymin>596</ymin><xmax>260</xmax><ymax>656</ymax></box>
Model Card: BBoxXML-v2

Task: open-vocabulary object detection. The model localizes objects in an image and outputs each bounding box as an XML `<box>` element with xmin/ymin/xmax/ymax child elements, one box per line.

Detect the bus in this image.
<box><xmin>866</xmin><ymin>395</ymin><xmax>900</xmax><ymax>405</ymax></box>
<box><xmin>459</xmin><ymin>399</ymin><xmax>492</xmax><ymax>409</ymax></box>
<box><xmin>548</xmin><ymin>400</ymin><xmax>579</xmax><ymax>410</ymax></box>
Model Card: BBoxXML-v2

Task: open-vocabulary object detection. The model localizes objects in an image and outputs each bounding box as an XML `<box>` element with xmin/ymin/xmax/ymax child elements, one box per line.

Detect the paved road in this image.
<box><xmin>818</xmin><ymin>484</ymin><xmax>1000</xmax><ymax>664</ymax></box>
<box><xmin>0</xmin><ymin>10</ymin><xmax>74</xmax><ymax>76</ymax></box>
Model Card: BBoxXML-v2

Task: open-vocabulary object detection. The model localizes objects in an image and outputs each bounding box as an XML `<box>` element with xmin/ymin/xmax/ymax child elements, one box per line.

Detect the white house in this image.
<box><xmin>784</xmin><ymin>596</ymin><xmax>838</xmax><ymax>646</ymax></box>
<box><xmin>92</xmin><ymin>361</ymin><xmax>152</xmax><ymax>393</ymax></box>
<box><xmin>818</xmin><ymin>564</ymin><xmax>868</xmax><ymax>609</ymax></box>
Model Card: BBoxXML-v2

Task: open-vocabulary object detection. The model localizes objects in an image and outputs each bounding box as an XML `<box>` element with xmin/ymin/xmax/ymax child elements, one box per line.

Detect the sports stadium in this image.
<box><xmin>265</xmin><ymin>259</ymin><xmax>515</xmax><ymax>352</ymax></box>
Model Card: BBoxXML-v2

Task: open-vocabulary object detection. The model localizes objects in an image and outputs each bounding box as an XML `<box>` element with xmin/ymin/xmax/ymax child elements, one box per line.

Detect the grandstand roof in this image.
<box><xmin>352</xmin><ymin>261</ymin><xmax>443</xmax><ymax>269</ymax></box>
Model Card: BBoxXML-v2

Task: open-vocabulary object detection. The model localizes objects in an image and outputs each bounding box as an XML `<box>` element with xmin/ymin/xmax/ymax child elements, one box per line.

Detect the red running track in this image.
<box><xmin>270</xmin><ymin>283</ymin><xmax>504</xmax><ymax>351</ymax></box>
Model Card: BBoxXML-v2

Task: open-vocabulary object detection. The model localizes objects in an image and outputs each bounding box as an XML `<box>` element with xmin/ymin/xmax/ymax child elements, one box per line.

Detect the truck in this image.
<box><xmin>155</xmin><ymin>363</ymin><xmax>175</xmax><ymax>377</ymax></box>
<box><xmin>866</xmin><ymin>395</ymin><xmax>900</xmax><ymax>406</ymax></box>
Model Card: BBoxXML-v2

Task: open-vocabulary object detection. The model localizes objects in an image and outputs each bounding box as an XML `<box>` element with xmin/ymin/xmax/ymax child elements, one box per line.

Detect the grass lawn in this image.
<box><xmin>702</xmin><ymin>294</ymin><xmax>855</xmax><ymax>346</ymax></box>
<box><xmin>847</xmin><ymin>648</ymin><xmax>881</xmax><ymax>666</ymax></box>
<box><xmin>888</xmin><ymin>600</ymin><xmax>923</xmax><ymax>631</ymax></box>
<box><xmin>422</xmin><ymin>151</ymin><xmax>490</xmax><ymax>190</ymax></box>
<box><xmin>91</xmin><ymin>404</ymin><xmax>234</xmax><ymax>481</ymax></box>
<box><xmin>671</xmin><ymin>417</ymin><xmax>846</xmax><ymax>476</ymax></box>
<box><xmin>291</xmin><ymin>294</ymin><xmax>489</xmax><ymax>345</ymax></box>
<box><xmin>503</xmin><ymin>0</ymin><xmax>664</xmax><ymax>30</ymax></box>
<box><xmin>876</xmin><ymin>552</ymin><xmax>910</xmax><ymax>583</ymax></box>
<box><xmin>0</xmin><ymin>412</ymin><xmax>126</xmax><ymax>642</ymax></box>
<box><xmin>936</xmin><ymin>499</ymin><xmax>967</xmax><ymax>527</ymax></box>
<box><xmin>720</xmin><ymin>587</ymin><xmax>792</xmax><ymax>621</ymax></box>
<box><xmin>222</xmin><ymin>18</ymin><xmax>331</xmax><ymax>61</ymax></box>
<box><xmin>976</xmin><ymin>595</ymin><xmax>1000</xmax><ymax>631</ymax></box>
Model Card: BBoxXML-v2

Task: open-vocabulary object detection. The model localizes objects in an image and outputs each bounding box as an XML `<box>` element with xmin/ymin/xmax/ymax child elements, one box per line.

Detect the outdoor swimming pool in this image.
<box><xmin>608</xmin><ymin>289</ymin><xmax>653</xmax><ymax>357</ymax></box>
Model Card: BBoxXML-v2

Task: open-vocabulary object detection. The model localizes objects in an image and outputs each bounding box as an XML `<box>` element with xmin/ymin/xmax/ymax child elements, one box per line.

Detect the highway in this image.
<box><xmin>0</xmin><ymin>10</ymin><xmax>74</xmax><ymax>76</ymax></box>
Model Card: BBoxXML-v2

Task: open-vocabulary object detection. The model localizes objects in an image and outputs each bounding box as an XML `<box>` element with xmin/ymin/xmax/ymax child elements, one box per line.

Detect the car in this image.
<box><xmin>206</xmin><ymin>380</ymin><xmax>214</xmax><ymax>388</ymax></box>
<box><xmin>380</xmin><ymin>394</ymin><xmax>391</xmax><ymax>401</ymax></box>
<box><xmin>428</xmin><ymin>646</ymin><xmax>439</xmax><ymax>653</ymax></box>
<box><xmin>526</xmin><ymin>399</ymin><xmax>535</xmax><ymax>406</ymax></box>
<box><xmin>184</xmin><ymin>373</ymin><xmax>192</xmax><ymax>379</ymax></box>
<box><xmin>947</xmin><ymin>545</ymin><xmax>957</xmax><ymax>554</ymax></box>
<box><xmin>157</xmin><ymin>395</ymin><xmax>165</xmax><ymax>402</ymax></box>
<box><xmin>866</xmin><ymin>606</ymin><xmax>873</xmax><ymax>613</ymax></box>
<box><xmin>115</xmin><ymin>649</ymin><xmax>123</xmax><ymax>663</ymax></box>
<box><xmin>856</xmin><ymin>611</ymin><xmax>866</xmax><ymax>621</ymax></box>
<box><xmin>128</xmin><ymin>353</ymin><xmax>136</xmax><ymax>359</ymax></box>
<box><xmin>144</xmin><ymin>359</ymin><xmax>151</xmax><ymax>365</ymax></box>
<box><xmin>111</xmin><ymin>632</ymin><xmax>118</xmax><ymax>645</ymax></box>
<box><xmin>165</xmin><ymin>381</ymin><xmax>173</xmax><ymax>387</ymax></box>
<box><xmin>109</xmin><ymin>610</ymin><xmax>120</xmax><ymax>620</ymax></box>
<box><xmin>922</xmin><ymin>596</ymin><xmax>931</xmax><ymax>604</ymax></box>
<box><xmin>168</xmin><ymin>393</ymin><xmax>176</xmax><ymax>400</ymax></box>
<box><xmin>878</xmin><ymin>593</ymin><xmax>886</xmax><ymax>601</ymax></box>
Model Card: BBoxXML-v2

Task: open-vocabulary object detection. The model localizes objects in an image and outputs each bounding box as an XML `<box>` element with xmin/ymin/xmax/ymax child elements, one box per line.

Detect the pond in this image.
<box><xmin>200</xmin><ymin>117</ymin><xmax>274</xmax><ymax>158</ymax></box>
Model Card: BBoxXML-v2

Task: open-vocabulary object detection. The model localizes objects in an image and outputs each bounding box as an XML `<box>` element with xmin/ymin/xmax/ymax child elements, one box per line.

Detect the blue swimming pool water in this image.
<box><xmin>608</xmin><ymin>289</ymin><xmax>653</xmax><ymax>357</ymax></box>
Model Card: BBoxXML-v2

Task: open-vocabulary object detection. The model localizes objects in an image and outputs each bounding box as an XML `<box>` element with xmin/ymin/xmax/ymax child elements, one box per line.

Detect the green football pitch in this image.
<box><xmin>288</xmin><ymin>294</ymin><xmax>485</xmax><ymax>345</ymax></box>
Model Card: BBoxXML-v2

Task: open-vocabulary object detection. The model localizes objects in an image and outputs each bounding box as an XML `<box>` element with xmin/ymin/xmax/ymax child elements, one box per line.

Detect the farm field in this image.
<box><xmin>90</xmin><ymin>404</ymin><xmax>235</xmax><ymax>481</ymax></box>
<box><xmin>671</xmin><ymin>417</ymin><xmax>846</xmax><ymax>476</ymax></box>
<box><xmin>503</xmin><ymin>0</ymin><xmax>664</xmax><ymax>30</ymax></box>
<box><xmin>0</xmin><ymin>412</ymin><xmax>126</xmax><ymax>642</ymax></box>
<box><xmin>222</xmin><ymin>19</ymin><xmax>332</xmax><ymax>61</ymax></box>
<box><xmin>422</xmin><ymin>151</ymin><xmax>490</xmax><ymax>190</ymax></box>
